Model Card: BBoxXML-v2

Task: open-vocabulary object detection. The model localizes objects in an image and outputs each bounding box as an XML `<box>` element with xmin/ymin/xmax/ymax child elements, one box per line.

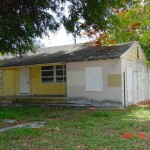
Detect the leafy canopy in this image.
<box><xmin>108</xmin><ymin>0</ymin><xmax>150</xmax><ymax>60</ymax></box>
<box><xmin>0</xmin><ymin>0</ymin><xmax>123</xmax><ymax>55</ymax></box>
<box><xmin>86</xmin><ymin>0</ymin><xmax>150</xmax><ymax>60</ymax></box>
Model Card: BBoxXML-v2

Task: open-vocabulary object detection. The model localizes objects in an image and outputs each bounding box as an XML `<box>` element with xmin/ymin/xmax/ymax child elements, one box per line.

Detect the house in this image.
<box><xmin>0</xmin><ymin>41</ymin><xmax>149</xmax><ymax>107</ymax></box>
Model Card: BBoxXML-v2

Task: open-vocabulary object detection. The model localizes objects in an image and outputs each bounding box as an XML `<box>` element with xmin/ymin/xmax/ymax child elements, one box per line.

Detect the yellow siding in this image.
<box><xmin>0</xmin><ymin>63</ymin><xmax>66</xmax><ymax>96</ymax></box>
<box><xmin>2</xmin><ymin>70</ymin><xmax>16</xmax><ymax>96</ymax></box>
<box><xmin>123</xmin><ymin>43</ymin><xmax>146</xmax><ymax>61</ymax></box>
<box><xmin>0</xmin><ymin>70</ymin><xmax>2</xmax><ymax>96</ymax></box>
<box><xmin>15</xmin><ymin>68</ymin><xmax>19</xmax><ymax>95</ymax></box>
<box><xmin>0</xmin><ymin>85</ymin><xmax>2</xmax><ymax>96</ymax></box>
<box><xmin>30</xmin><ymin>66</ymin><xmax>66</xmax><ymax>95</ymax></box>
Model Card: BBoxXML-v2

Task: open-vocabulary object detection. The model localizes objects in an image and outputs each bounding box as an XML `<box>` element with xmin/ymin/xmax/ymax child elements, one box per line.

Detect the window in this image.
<box><xmin>56</xmin><ymin>65</ymin><xmax>66</xmax><ymax>83</ymax></box>
<box><xmin>41</xmin><ymin>65</ymin><xmax>66</xmax><ymax>83</ymax></box>
<box><xmin>41</xmin><ymin>66</ymin><xmax>54</xmax><ymax>83</ymax></box>
<box><xmin>85</xmin><ymin>67</ymin><xmax>103</xmax><ymax>91</ymax></box>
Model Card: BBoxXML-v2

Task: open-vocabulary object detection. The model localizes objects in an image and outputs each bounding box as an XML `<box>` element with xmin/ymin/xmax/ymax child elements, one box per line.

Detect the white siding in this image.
<box><xmin>67</xmin><ymin>59</ymin><xmax>122</xmax><ymax>103</ymax></box>
<box><xmin>121</xmin><ymin>42</ymin><xmax>148</xmax><ymax>106</ymax></box>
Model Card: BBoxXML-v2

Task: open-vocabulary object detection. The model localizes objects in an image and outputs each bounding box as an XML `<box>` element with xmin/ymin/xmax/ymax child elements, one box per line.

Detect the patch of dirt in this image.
<box><xmin>76</xmin><ymin>144</ymin><xmax>86</xmax><ymax>150</ymax></box>
<box><xmin>0</xmin><ymin>120</ymin><xmax>26</xmax><ymax>129</ymax></box>
<box><xmin>0</xmin><ymin>122</ymin><xmax>46</xmax><ymax>133</ymax></box>
<box><xmin>130</xmin><ymin>100</ymin><xmax>150</xmax><ymax>108</ymax></box>
<box><xmin>0</xmin><ymin>119</ymin><xmax>44</xmax><ymax>129</ymax></box>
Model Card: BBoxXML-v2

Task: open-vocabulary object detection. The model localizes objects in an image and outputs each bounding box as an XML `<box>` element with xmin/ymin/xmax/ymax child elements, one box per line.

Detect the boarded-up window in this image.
<box><xmin>107</xmin><ymin>74</ymin><xmax>121</xmax><ymax>87</ymax></box>
<box><xmin>85</xmin><ymin>67</ymin><xmax>103</xmax><ymax>91</ymax></box>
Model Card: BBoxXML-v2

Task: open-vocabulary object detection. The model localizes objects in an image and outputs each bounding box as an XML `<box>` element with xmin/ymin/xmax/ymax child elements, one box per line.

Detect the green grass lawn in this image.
<box><xmin>0</xmin><ymin>105</ymin><xmax>150</xmax><ymax>150</ymax></box>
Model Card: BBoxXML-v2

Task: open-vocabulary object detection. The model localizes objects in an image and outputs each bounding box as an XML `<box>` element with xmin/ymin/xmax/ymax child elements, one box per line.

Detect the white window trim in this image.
<box><xmin>41</xmin><ymin>65</ymin><xmax>66</xmax><ymax>84</ymax></box>
<box><xmin>41</xmin><ymin>66</ymin><xmax>55</xmax><ymax>83</ymax></box>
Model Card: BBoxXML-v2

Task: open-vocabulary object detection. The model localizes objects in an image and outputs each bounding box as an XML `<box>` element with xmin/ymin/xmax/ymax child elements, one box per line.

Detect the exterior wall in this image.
<box><xmin>15</xmin><ymin>68</ymin><xmax>19</xmax><ymax>94</ymax></box>
<box><xmin>0</xmin><ymin>83</ymin><xmax>2</xmax><ymax>96</ymax></box>
<box><xmin>30</xmin><ymin>66</ymin><xmax>66</xmax><ymax>95</ymax></box>
<box><xmin>123</xmin><ymin>43</ymin><xmax>146</xmax><ymax>61</ymax></box>
<box><xmin>0</xmin><ymin>64</ymin><xmax>66</xmax><ymax>96</ymax></box>
<box><xmin>121</xmin><ymin>42</ymin><xmax>148</xmax><ymax>106</ymax></box>
<box><xmin>67</xmin><ymin>59</ymin><xmax>122</xmax><ymax>106</ymax></box>
<box><xmin>0</xmin><ymin>68</ymin><xmax>18</xmax><ymax>96</ymax></box>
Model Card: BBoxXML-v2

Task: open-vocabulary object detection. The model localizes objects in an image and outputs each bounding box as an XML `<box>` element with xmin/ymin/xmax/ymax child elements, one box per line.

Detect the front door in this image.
<box><xmin>20</xmin><ymin>68</ymin><xmax>30</xmax><ymax>94</ymax></box>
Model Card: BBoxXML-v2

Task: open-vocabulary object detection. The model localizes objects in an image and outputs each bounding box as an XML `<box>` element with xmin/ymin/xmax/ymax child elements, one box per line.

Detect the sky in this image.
<box><xmin>38</xmin><ymin>2</ymin><xmax>91</xmax><ymax>48</ymax></box>
<box><xmin>39</xmin><ymin>26</ymin><xmax>90</xmax><ymax>48</ymax></box>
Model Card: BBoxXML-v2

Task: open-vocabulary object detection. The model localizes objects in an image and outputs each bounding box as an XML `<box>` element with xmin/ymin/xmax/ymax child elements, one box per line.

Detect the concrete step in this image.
<box><xmin>0</xmin><ymin>103</ymin><xmax>88</xmax><ymax>108</ymax></box>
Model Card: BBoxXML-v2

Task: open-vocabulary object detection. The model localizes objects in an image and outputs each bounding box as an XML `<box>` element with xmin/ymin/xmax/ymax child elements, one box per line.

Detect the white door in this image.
<box><xmin>134</xmin><ymin>72</ymin><xmax>138</xmax><ymax>104</ymax></box>
<box><xmin>20</xmin><ymin>68</ymin><xmax>30</xmax><ymax>94</ymax></box>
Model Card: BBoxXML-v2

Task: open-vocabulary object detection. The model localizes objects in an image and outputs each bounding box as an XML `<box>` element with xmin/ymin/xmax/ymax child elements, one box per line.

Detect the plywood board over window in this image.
<box><xmin>107</xmin><ymin>74</ymin><xmax>121</xmax><ymax>87</ymax></box>
<box><xmin>85</xmin><ymin>67</ymin><xmax>103</xmax><ymax>91</ymax></box>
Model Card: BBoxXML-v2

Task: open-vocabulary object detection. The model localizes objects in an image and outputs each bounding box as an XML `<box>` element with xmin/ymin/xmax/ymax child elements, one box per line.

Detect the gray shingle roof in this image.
<box><xmin>0</xmin><ymin>41</ymin><xmax>136</xmax><ymax>67</ymax></box>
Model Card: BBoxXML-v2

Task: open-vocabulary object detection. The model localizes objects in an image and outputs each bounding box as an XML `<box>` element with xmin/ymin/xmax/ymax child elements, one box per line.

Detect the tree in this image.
<box><xmin>86</xmin><ymin>0</ymin><xmax>150</xmax><ymax>60</ymax></box>
<box><xmin>108</xmin><ymin>0</ymin><xmax>150</xmax><ymax>58</ymax></box>
<box><xmin>34</xmin><ymin>38</ymin><xmax>45</xmax><ymax>48</ymax></box>
<box><xmin>0</xmin><ymin>0</ymin><xmax>124</xmax><ymax>55</ymax></box>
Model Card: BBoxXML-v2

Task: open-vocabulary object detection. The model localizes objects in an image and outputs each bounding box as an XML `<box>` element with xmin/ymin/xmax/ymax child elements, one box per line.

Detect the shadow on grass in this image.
<box><xmin>0</xmin><ymin>106</ymin><xmax>150</xmax><ymax>149</ymax></box>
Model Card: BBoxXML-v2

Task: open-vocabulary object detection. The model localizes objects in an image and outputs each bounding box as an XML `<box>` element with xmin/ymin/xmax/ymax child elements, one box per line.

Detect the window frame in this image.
<box><xmin>41</xmin><ymin>66</ymin><xmax>54</xmax><ymax>83</ymax></box>
<box><xmin>41</xmin><ymin>65</ymin><xmax>66</xmax><ymax>84</ymax></box>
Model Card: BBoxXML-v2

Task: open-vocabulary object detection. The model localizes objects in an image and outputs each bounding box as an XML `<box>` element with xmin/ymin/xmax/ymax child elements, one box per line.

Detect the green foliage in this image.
<box><xmin>0</xmin><ymin>0</ymin><xmax>123</xmax><ymax>55</ymax></box>
<box><xmin>106</xmin><ymin>0</ymin><xmax>150</xmax><ymax>59</ymax></box>
<box><xmin>63</xmin><ymin>0</ymin><xmax>121</xmax><ymax>33</ymax></box>
<box><xmin>0</xmin><ymin>0</ymin><xmax>61</xmax><ymax>55</ymax></box>
<box><xmin>0</xmin><ymin>106</ymin><xmax>47</xmax><ymax>120</ymax></box>
<box><xmin>49</xmin><ymin>112</ymin><xmax>60</xmax><ymax>119</ymax></box>
<box><xmin>89</xmin><ymin>110</ymin><xmax>114</xmax><ymax>117</ymax></box>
